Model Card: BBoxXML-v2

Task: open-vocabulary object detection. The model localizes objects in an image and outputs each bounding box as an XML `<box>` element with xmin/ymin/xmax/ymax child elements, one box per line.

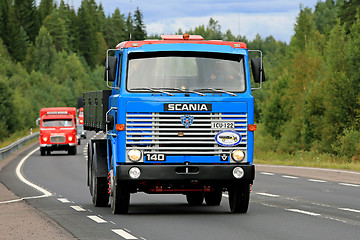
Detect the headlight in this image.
<box><xmin>68</xmin><ymin>136</ymin><xmax>73</xmax><ymax>141</ymax></box>
<box><xmin>232</xmin><ymin>150</ymin><xmax>245</xmax><ymax>162</ymax></box>
<box><xmin>43</xmin><ymin>137</ymin><xmax>48</xmax><ymax>142</ymax></box>
<box><xmin>128</xmin><ymin>149</ymin><xmax>142</xmax><ymax>162</ymax></box>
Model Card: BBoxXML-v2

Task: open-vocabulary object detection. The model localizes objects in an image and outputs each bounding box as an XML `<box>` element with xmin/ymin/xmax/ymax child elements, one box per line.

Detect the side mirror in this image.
<box><xmin>36</xmin><ymin>118</ymin><xmax>40</xmax><ymax>126</ymax></box>
<box><xmin>251</xmin><ymin>57</ymin><xmax>266</xmax><ymax>83</ymax></box>
<box><xmin>106</xmin><ymin>114</ymin><xmax>114</xmax><ymax>130</ymax></box>
<box><xmin>104</xmin><ymin>56</ymin><xmax>118</xmax><ymax>82</ymax></box>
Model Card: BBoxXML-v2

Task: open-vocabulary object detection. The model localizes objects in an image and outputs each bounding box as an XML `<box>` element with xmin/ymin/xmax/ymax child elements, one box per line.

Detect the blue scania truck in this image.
<box><xmin>84</xmin><ymin>34</ymin><xmax>265</xmax><ymax>214</ymax></box>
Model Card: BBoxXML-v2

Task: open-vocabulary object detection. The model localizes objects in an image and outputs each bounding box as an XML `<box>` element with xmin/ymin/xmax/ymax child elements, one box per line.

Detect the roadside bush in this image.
<box><xmin>333</xmin><ymin>128</ymin><xmax>360</xmax><ymax>161</ymax></box>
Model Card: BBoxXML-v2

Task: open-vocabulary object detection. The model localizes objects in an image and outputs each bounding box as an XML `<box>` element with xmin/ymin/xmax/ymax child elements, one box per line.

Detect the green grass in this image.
<box><xmin>254</xmin><ymin>150</ymin><xmax>360</xmax><ymax>172</ymax></box>
<box><xmin>0</xmin><ymin>128</ymin><xmax>39</xmax><ymax>149</ymax></box>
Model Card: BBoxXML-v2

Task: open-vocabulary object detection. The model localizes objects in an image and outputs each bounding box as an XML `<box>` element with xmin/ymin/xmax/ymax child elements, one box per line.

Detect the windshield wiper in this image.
<box><xmin>157</xmin><ymin>87</ymin><xmax>206</xmax><ymax>96</ymax></box>
<box><xmin>193</xmin><ymin>88</ymin><xmax>238</xmax><ymax>96</ymax></box>
<box><xmin>130</xmin><ymin>87</ymin><xmax>175</xmax><ymax>96</ymax></box>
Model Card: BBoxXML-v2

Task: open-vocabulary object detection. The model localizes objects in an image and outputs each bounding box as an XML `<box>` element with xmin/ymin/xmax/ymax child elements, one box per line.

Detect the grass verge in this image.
<box><xmin>0</xmin><ymin>128</ymin><xmax>39</xmax><ymax>149</ymax></box>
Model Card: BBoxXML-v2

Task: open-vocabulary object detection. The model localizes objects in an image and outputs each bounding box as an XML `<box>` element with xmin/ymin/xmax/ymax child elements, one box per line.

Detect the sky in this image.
<box><xmin>58</xmin><ymin>0</ymin><xmax>321</xmax><ymax>43</ymax></box>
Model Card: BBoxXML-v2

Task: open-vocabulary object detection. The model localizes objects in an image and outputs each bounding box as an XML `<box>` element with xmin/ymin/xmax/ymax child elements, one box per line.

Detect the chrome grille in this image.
<box><xmin>126</xmin><ymin>112</ymin><xmax>247</xmax><ymax>155</ymax></box>
<box><xmin>50</xmin><ymin>136</ymin><xmax>66</xmax><ymax>143</ymax></box>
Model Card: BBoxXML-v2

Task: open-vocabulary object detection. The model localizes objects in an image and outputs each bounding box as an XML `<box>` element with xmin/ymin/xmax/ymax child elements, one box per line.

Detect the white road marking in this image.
<box><xmin>70</xmin><ymin>205</ymin><xmax>86</xmax><ymax>211</ymax></box>
<box><xmin>58</xmin><ymin>198</ymin><xmax>70</xmax><ymax>203</ymax></box>
<box><xmin>282</xmin><ymin>175</ymin><xmax>298</xmax><ymax>179</ymax></box>
<box><xmin>1</xmin><ymin>147</ymin><xmax>53</xmax><ymax>204</ymax></box>
<box><xmin>256</xmin><ymin>192</ymin><xmax>280</xmax><ymax>198</ymax></box>
<box><xmin>308</xmin><ymin>179</ymin><xmax>327</xmax><ymax>183</ymax></box>
<box><xmin>339</xmin><ymin>208</ymin><xmax>360</xmax><ymax>214</ymax></box>
<box><xmin>87</xmin><ymin>215</ymin><xmax>107</xmax><ymax>223</ymax></box>
<box><xmin>339</xmin><ymin>183</ymin><xmax>359</xmax><ymax>187</ymax></box>
<box><xmin>222</xmin><ymin>193</ymin><xmax>229</xmax><ymax>198</ymax></box>
<box><xmin>286</xmin><ymin>208</ymin><xmax>321</xmax><ymax>216</ymax></box>
<box><xmin>260</xmin><ymin>172</ymin><xmax>275</xmax><ymax>176</ymax></box>
<box><xmin>112</xmin><ymin>229</ymin><xmax>138</xmax><ymax>239</ymax></box>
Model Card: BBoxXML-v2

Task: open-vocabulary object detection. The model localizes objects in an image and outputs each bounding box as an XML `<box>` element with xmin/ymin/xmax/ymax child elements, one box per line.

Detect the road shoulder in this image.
<box><xmin>0</xmin><ymin>143</ymin><xmax>76</xmax><ymax>240</ymax></box>
<box><xmin>256</xmin><ymin>164</ymin><xmax>360</xmax><ymax>185</ymax></box>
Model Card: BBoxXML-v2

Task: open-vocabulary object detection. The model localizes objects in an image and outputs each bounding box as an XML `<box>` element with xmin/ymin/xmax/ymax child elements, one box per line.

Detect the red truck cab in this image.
<box><xmin>38</xmin><ymin>107</ymin><xmax>77</xmax><ymax>156</ymax></box>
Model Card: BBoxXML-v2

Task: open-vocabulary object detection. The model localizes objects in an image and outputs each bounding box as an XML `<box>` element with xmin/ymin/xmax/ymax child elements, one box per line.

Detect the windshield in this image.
<box><xmin>127</xmin><ymin>52</ymin><xmax>246</xmax><ymax>92</ymax></box>
<box><xmin>42</xmin><ymin>119</ymin><xmax>73</xmax><ymax>127</ymax></box>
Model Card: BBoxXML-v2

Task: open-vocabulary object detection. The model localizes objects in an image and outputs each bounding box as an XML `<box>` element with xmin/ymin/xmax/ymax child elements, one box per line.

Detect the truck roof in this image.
<box><xmin>116</xmin><ymin>34</ymin><xmax>247</xmax><ymax>50</ymax></box>
<box><xmin>40</xmin><ymin>107</ymin><xmax>76</xmax><ymax>118</ymax></box>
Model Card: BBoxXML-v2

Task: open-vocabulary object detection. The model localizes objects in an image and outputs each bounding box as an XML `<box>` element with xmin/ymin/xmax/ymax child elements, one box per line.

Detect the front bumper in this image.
<box><xmin>116</xmin><ymin>164</ymin><xmax>255</xmax><ymax>182</ymax></box>
<box><xmin>40</xmin><ymin>143</ymin><xmax>76</xmax><ymax>150</ymax></box>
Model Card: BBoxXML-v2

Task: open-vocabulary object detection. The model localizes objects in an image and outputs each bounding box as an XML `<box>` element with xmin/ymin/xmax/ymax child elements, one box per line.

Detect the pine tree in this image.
<box><xmin>133</xmin><ymin>7</ymin><xmax>146</xmax><ymax>40</ymax></box>
<box><xmin>0</xmin><ymin>0</ymin><xmax>9</xmax><ymax>44</ymax></box>
<box><xmin>43</xmin><ymin>10</ymin><xmax>69</xmax><ymax>51</ymax></box>
<box><xmin>14</xmin><ymin>0</ymin><xmax>40</xmax><ymax>43</ymax></box>
<box><xmin>76</xmin><ymin>0</ymin><xmax>98</xmax><ymax>68</ymax></box>
<box><xmin>6</xmin><ymin>6</ymin><xmax>30</xmax><ymax>62</ymax></box>
<box><xmin>126</xmin><ymin>12</ymin><xmax>133</xmax><ymax>40</ymax></box>
<box><xmin>38</xmin><ymin>0</ymin><xmax>54</xmax><ymax>23</ymax></box>
<box><xmin>33</xmin><ymin>26</ymin><xmax>56</xmax><ymax>73</ymax></box>
<box><xmin>109</xmin><ymin>8</ymin><xmax>126</xmax><ymax>47</ymax></box>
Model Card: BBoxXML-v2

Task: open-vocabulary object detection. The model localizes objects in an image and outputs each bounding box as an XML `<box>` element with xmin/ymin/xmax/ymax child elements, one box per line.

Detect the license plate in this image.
<box><xmin>211</xmin><ymin>121</ymin><xmax>234</xmax><ymax>129</ymax></box>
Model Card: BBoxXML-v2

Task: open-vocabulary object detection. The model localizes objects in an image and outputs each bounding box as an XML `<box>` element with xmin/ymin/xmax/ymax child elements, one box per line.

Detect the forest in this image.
<box><xmin>0</xmin><ymin>0</ymin><xmax>359</xmax><ymax>162</ymax></box>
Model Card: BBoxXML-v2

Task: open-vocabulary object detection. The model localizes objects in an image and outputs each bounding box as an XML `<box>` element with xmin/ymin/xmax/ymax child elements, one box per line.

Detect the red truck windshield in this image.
<box><xmin>127</xmin><ymin>52</ymin><xmax>246</xmax><ymax>92</ymax></box>
<box><xmin>42</xmin><ymin>119</ymin><xmax>73</xmax><ymax>127</ymax></box>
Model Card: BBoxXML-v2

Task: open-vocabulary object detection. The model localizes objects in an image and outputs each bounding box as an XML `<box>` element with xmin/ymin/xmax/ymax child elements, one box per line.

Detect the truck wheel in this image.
<box><xmin>68</xmin><ymin>146</ymin><xmax>77</xmax><ymax>155</ymax></box>
<box><xmin>205</xmin><ymin>189</ymin><xmax>222</xmax><ymax>206</ymax></box>
<box><xmin>228</xmin><ymin>183</ymin><xmax>250</xmax><ymax>213</ymax></box>
<box><xmin>91</xmin><ymin>161</ymin><xmax>109</xmax><ymax>207</ymax></box>
<box><xmin>186</xmin><ymin>193</ymin><xmax>204</xmax><ymax>206</ymax></box>
<box><xmin>40</xmin><ymin>148</ymin><xmax>46</xmax><ymax>156</ymax></box>
<box><xmin>111</xmin><ymin>180</ymin><xmax>130</xmax><ymax>214</ymax></box>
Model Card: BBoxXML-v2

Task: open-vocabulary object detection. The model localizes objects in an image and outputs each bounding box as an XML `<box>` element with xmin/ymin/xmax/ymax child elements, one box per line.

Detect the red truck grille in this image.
<box><xmin>50</xmin><ymin>136</ymin><xmax>66</xmax><ymax>143</ymax></box>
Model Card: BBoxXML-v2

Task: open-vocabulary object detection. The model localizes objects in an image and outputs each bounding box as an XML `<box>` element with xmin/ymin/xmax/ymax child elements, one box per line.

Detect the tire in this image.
<box><xmin>46</xmin><ymin>150</ymin><xmax>51</xmax><ymax>155</ymax></box>
<box><xmin>40</xmin><ymin>147</ymin><xmax>46</xmax><ymax>156</ymax></box>
<box><xmin>91</xmin><ymin>160</ymin><xmax>109</xmax><ymax>207</ymax></box>
<box><xmin>87</xmin><ymin>143</ymin><xmax>92</xmax><ymax>187</ymax></box>
<box><xmin>111</xmin><ymin>179</ymin><xmax>130</xmax><ymax>214</ymax></box>
<box><xmin>186</xmin><ymin>193</ymin><xmax>204</xmax><ymax>206</ymax></box>
<box><xmin>205</xmin><ymin>189</ymin><xmax>222</xmax><ymax>206</ymax></box>
<box><xmin>68</xmin><ymin>146</ymin><xmax>77</xmax><ymax>155</ymax></box>
<box><xmin>228</xmin><ymin>183</ymin><xmax>250</xmax><ymax>213</ymax></box>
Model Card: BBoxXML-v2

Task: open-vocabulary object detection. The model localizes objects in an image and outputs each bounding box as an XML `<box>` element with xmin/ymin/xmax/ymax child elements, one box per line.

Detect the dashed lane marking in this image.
<box><xmin>282</xmin><ymin>175</ymin><xmax>299</xmax><ymax>179</ymax></box>
<box><xmin>259</xmin><ymin>172</ymin><xmax>275</xmax><ymax>176</ymax></box>
<box><xmin>58</xmin><ymin>198</ymin><xmax>70</xmax><ymax>203</ymax></box>
<box><xmin>87</xmin><ymin>215</ymin><xmax>107</xmax><ymax>223</ymax></box>
<box><xmin>339</xmin><ymin>183</ymin><xmax>360</xmax><ymax>187</ymax></box>
<box><xmin>70</xmin><ymin>205</ymin><xmax>86</xmax><ymax>212</ymax></box>
<box><xmin>308</xmin><ymin>179</ymin><xmax>327</xmax><ymax>183</ymax></box>
<box><xmin>339</xmin><ymin>208</ymin><xmax>360</xmax><ymax>214</ymax></box>
<box><xmin>112</xmin><ymin>229</ymin><xmax>138</xmax><ymax>239</ymax></box>
<box><xmin>256</xmin><ymin>192</ymin><xmax>280</xmax><ymax>198</ymax></box>
<box><xmin>286</xmin><ymin>208</ymin><xmax>321</xmax><ymax>216</ymax></box>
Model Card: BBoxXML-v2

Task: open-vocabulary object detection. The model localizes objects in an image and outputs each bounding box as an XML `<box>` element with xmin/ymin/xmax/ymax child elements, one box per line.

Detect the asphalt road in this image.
<box><xmin>1</xmin><ymin>132</ymin><xmax>359</xmax><ymax>240</ymax></box>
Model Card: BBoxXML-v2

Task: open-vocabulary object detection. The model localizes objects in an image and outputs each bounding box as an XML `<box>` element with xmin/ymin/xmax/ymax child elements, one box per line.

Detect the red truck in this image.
<box><xmin>38</xmin><ymin>107</ymin><xmax>77</xmax><ymax>156</ymax></box>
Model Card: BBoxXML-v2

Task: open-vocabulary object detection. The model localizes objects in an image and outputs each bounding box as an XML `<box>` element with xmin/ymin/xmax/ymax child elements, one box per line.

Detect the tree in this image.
<box><xmin>125</xmin><ymin>12</ymin><xmax>133</xmax><ymax>40</ymax></box>
<box><xmin>6</xmin><ymin>6</ymin><xmax>30</xmax><ymax>62</ymax></box>
<box><xmin>76</xmin><ymin>0</ymin><xmax>98</xmax><ymax>68</ymax></box>
<box><xmin>38</xmin><ymin>0</ymin><xmax>54</xmax><ymax>23</ymax></box>
<box><xmin>33</xmin><ymin>26</ymin><xmax>56</xmax><ymax>73</ymax></box>
<box><xmin>0</xmin><ymin>0</ymin><xmax>9</xmax><ymax>44</ymax></box>
<box><xmin>133</xmin><ymin>7</ymin><xmax>146</xmax><ymax>40</ymax></box>
<box><xmin>314</xmin><ymin>0</ymin><xmax>338</xmax><ymax>34</ymax></box>
<box><xmin>43</xmin><ymin>10</ymin><xmax>69</xmax><ymax>51</ymax></box>
<box><xmin>14</xmin><ymin>0</ymin><xmax>40</xmax><ymax>43</ymax></box>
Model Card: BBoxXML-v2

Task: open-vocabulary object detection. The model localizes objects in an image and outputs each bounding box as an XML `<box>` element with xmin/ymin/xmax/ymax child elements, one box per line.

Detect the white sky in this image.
<box><xmin>57</xmin><ymin>0</ymin><xmax>320</xmax><ymax>43</ymax></box>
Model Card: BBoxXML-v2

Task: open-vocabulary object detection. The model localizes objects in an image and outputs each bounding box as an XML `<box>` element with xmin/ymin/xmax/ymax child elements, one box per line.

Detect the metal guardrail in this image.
<box><xmin>0</xmin><ymin>132</ymin><xmax>39</xmax><ymax>160</ymax></box>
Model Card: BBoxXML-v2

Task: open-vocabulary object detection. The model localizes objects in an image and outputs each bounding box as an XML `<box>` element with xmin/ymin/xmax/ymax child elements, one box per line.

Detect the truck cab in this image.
<box><xmin>85</xmin><ymin>34</ymin><xmax>265</xmax><ymax>214</ymax></box>
<box><xmin>38</xmin><ymin>107</ymin><xmax>77</xmax><ymax>156</ymax></box>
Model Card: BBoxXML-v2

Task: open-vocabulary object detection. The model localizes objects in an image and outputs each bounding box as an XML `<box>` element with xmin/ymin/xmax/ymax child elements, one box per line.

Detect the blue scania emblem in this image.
<box><xmin>181</xmin><ymin>115</ymin><xmax>194</xmax><ymax>128</ymax></box>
